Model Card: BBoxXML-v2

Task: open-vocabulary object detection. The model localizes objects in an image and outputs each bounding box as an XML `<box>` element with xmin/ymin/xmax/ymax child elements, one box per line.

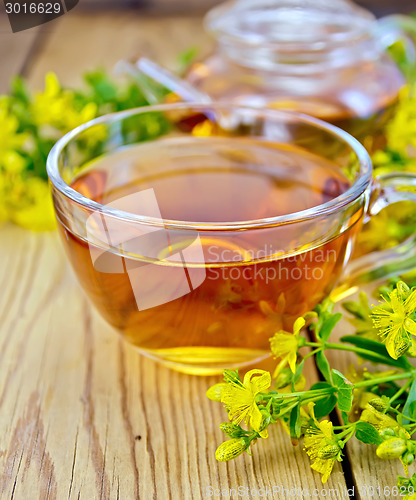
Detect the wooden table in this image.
<box><xmin>0</xmin><ymin>8</ymin><xmax>410</xmax><ymax>499</ymax></box>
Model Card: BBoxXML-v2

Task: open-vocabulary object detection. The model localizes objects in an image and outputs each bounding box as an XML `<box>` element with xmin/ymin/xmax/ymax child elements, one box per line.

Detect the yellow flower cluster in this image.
<box><xmin>357</xmin><ymin>84</ymin><xmax>416</xmax><ymax>254</ymax></box>
<box><xmin>0</xmin><ymin>96</ymin><xmax>55</xmax><ymax>230</ymax></box>
<box><xmin>31</xmin><ymin>73</ymin><xmax>106</xmax><ymax>144</ymax></box>
<box><xmin>371</xmin><ymin>281</ymin><xmax>416</xmax><ymax>359</ymax></box>
<box><xmin>220</xmin><ymin>369</ymin><xmax>271</xmax><ymax>438</ymax></box>
<box><xmin>269</xmin><ymin>317</ymin><xmax>305</xmax><ymax>377</ymax></box>
<box><xmin>304</xmin><ymin>403</ymin><xmax>342</xmax><ymax>484</ymax></box>
<box><xmin>0</xmin><ymin>72</ymin><xmax>107</xmax><ymax>231</ymax></box>
<box><xmin>384</xmin><ymin>87</ymin><xmax>416</xmax><ymax>158</ymax></box>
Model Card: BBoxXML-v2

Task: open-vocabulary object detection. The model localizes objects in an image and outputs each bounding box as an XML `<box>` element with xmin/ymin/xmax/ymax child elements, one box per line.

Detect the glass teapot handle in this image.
<box><xmin>375</xmin><ymin>14</ymin><xmax>416</xmax><ymax>81</ymax></box>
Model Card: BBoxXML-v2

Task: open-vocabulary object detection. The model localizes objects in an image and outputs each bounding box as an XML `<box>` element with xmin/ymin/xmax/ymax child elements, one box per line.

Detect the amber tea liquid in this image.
<box><xmin>60</xmin><ymin>137</ymin><xmax>360</xmax><ymax>374</ymax></box>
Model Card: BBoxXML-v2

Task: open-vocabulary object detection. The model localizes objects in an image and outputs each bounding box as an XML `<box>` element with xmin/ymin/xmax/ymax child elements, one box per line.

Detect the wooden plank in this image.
<box><xmin>78</xmin><ymin>0</ymin><xmax>222</xmax><ymax>13</ymax></box>
<box><xmin>26</xmin><ymin>11</ymin><xmax>213</xmax><ymax>90</ymax></box>
<box><xmin>0</xmin><ymin>14</ymin><xmax>42</xmax><ymax>92</ymax></box>
<box><xmin>0</xmin><ymin>225</ymin><xmax>348</xmax><ymax>499</ymax></box>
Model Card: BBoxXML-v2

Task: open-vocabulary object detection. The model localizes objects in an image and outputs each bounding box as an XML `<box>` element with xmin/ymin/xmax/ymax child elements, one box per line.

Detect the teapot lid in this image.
<box><xmin>205</xmin><ymin>0</ymin><xmax>376</xmax><ymax>49</ymax></box>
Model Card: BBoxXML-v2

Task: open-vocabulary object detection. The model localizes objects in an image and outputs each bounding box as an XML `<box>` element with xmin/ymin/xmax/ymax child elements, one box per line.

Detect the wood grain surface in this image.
<box><xmin>0</xmin><ymin>8</ymin><xmax>412</xmax><ymax>500</ymax></box>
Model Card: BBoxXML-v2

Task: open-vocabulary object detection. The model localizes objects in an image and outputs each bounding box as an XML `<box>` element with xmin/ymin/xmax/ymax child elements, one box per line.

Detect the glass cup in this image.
<box><xmin>47</xmin><ymin>103</ymin><xmax>416</xmax><ymax>375</ymax></box>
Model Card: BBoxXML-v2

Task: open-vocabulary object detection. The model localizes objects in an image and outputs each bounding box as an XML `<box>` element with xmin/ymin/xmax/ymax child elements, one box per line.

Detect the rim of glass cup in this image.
<box><xmin>46</xmin><ymin>103</ymin><xmax>372</xmax><ymax>231</ymax></box>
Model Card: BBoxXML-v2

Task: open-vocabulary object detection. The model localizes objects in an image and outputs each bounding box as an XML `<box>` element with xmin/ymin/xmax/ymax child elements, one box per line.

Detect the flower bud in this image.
<box><xmin>397</xmin><ymin>281</ymin><xmax>410</xmax><ymax>299</ymax></box>
<box><xmin>219</xmin><ymin>422</ymin><xmax>244</xmax><ymax>438</ymax></box>
<box><xmin>376</xmin><ymin>438</ymin><xmax>407</xmax><ymax>460</ymax></box>
<box><xmin>399</xmin><ymin>429</ymin><xmax>410</xmax><ymax>440</ymax></box>
<box><xmin>407</xmin><ymin>441</ymin><xmax>416</xmax><ymax>454</ymax></box>
<box><xmin>397</xmin><ymin>475</ymin><xmax>412</xmax><ymax>489</ymax></box>
<box><xmin>275</xmin><ymin>368</ymin><xmax>293</xmax><ymax>389</ymax></box>
<box><xmin>394</xmin><ymin>337</ymin><xmax>411</xmax><ymax>359</ymax></box>
<box><xmin>406</xmin><ymin>338</ymin><xmax>416</xmax><ymax>358</ymax></box>
<box><xmin>259</xmin><ymin>407</ymin><xmax>272</xmax><ymax>431</ymax></box>
<box><xmin>360</xmin><ymin>404</ymin><xmax>397</xmax><ymax>429</ymax></box>
<box><xmin>317</xmin><ymin>444</ymin><xmax>341</xmax><ymax>459</ymax></box>
<box><xmin>379</xmin><ymin>428</ymin><xmax>396</xmax><ymax>439</ymax></box>
<box><xmin>369</xmin><ymin>398</ymin><xmax>388</xmax><ymax>412</ymax></box>
<box><xmin>215</xmin><ymin>438</ymin><xmax>249</xmax><ymax>462</ymax></box>
<box><xmin>402</xmin><ymin>451</ymin><xmax>415</xmax><ymax>466</ymax></box>
<box><xmin>206</xmin><ymin>383</ymin><xmax>228</xmax><ymax>402</ymax></box>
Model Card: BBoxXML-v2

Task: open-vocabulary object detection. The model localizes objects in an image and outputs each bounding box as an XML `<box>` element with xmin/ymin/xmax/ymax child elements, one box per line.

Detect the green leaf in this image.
<box><xmin>294</xmin><ymin>360</ymin><xmax>305</xmax><ymax>384</ymax></box>
<box><xmin>340</xmin><ymin>410</ymin><xmax>349</xmax><ymax>425</ymax></box>
<box><xmin>342</xmin><ymin>300</ymin><xmax>363</xmax><ymax>319</ymax></box>
<box><xmin>397</xmin><ymin>413</ymin><xmax>403</xmax><ymax>426</ymax></box>
<box><xmin>310</xmin><ymin>381</ymin><xmax>332</xmax><ymax>391</ymax></box>
<box><xmin>84</xmin><ymin>69</ymin><xmax>118</xmax><ymax>102</ymax></box>
<box><xmin>319</xmin><ymin>313</ymin><xmax>342</xmax><ymax>341</ymax></box>
<box><xmin>355</xmin><ymin>422</ymin><xmax>383</xmax><ymax>445</ymax></box>
<box><xmin>313</xmin><ymin>394</ymin><xmax>337</xmax><ymax>419</ymax></box>
<box><xmin>403</xmin><ymin>377</ymin><xmax>416</xmax><ymax>423</ymax></box>
<box><xmin>316</xmin><ymin>351</ymin><xmax>332</xmax><ymax>383</ymax></box>
<box><xmin>340</xmin><ymin>336</ymin><xmax>411</xmax><ymax>369</ymax></box>
<box><xmin>332</xmin><ymin>369</ymin><xmax>354</xmax><ymax>412</ymax></box>
<box><xmin>308</xmin><ymin>382</ymin><xmax>337</xmax><ymax>418</ymax></box>
<box><xmin>408</xmin><ymin>401</ymin><xmax>416</xmax><ymax>420</ymax></box>
<box><xmin>177</xmin><ymin>46</ymin><xmax>200</xmax><ymax>72</ymax></box>
<box><xmin>289</xmin><ymin>405</ymin><xmax>301</xmax><ymax>439</ymax></box>
<box><xmin>10</xmin><ymin>75</ymin><xmax>30</xmax><ymax>104</ymax></box>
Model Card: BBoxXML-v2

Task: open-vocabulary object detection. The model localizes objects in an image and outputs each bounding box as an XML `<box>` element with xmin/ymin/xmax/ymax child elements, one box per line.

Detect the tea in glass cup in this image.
<box><xmin>47</xmin><ymin>104</ymin><xmax>416</xmax><ymax>374</ymax></box>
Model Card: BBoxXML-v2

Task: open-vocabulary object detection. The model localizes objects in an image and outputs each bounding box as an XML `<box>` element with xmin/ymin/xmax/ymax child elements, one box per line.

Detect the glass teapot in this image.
<box><xmin>185</xmin><ymin>0</ymin><xmax>416</xmax><ymax>149</ymax></box>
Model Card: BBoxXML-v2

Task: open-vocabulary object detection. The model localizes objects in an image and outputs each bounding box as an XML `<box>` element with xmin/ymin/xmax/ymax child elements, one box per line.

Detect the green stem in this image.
<box><xmin>305</xmin><ymin>342</ymin><xmax>322</xmax><ymax>348</ymax></box>
<box><xmin>340</xmin><ymin>428</ymin><xmax>355</xmax><ymax>446</ymax></box>
<box><xmin>305</xmin><ymin>340</ymin><xmax>412</xmax><ymax>368</ymax></box>
<box><xmin>274</xmin><ymin>402</ymin><xmax>299</xmax><ymax>419</ymax></box>
<box><xmin>303</xmin><ymin>348</ymin><xmax>323</xmax><ymax>361</ymax></box>
<box><xmin>336</xmin><ymin>426</ymin><xmax>355</xmax><ymax>440</ymax></box>
<box><xmin>300</xmin><ymin>394</ymin><xmax>333</xmax><ymax>407</ymax></box>
<box><xmin>355</xmin><ymin>372</ymin><xmax>415</xmax><ymax>388</ymax></box>
<box><xmin>390</xmin><ymin>406</ymin><xmax>416</xmax><ymax>424</ymax></box>
<box><xmin>325</xmin><ymin>342</ymin><xmax>403</xmax><ymax>365</ymax></box>
<box><xmin>390</xmin><ymin>379</ymin><xmax>413</xmax><ymax>405</ymax></box>
<box><xmin>265</xmin><ymin>388</ymin><xmax>335</xmax><ymax>400</ymax></box>
<box><xmin>405</xmin><ymin>422</ymin><xmax>416</xmax><ymax>432</ymax></box>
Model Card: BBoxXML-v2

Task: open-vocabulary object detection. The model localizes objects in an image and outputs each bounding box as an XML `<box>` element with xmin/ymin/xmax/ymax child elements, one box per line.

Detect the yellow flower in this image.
<box><xmin>8</xmin><ymin>177</ymin><xmax>56</xmax><ymax>231</ymax></box>
<box><xmin>385</xmin><ymin>86</ymin><xmax>416</xmax><ymax>155</ymax></box>
<box><xmin>360</xmin><ymin>403</ymin><xmax>407</xmax><ymax>435</ymax></box>
<box><xmin>65</xmin><ymin>102</ymin><xmax>107</xmax><ymax>147</ymax></box>
<box><xmin>304</xmin><ymin>404</ymin><xmax>342</xmax><ymax>483</ymax></box>
<box><xmin>0</xmin><ymin>100</ymin><xmax>28</xmax><ymax>162</ymax></box>
<box><xmin>31</xmin><ymin>73</ymin><xmax>104</xmax><ymax>142</ymax></box>
<box><xmin>1</xmin><ymin>150</ymin><xmax>27</xmax><ymax>174</ymax></box>
<box><xmin>270</xmin><ymin>317</ymin><xmax>305</xmax><ymax>377</ymax></box>
<box><xmin>371</xmin><ymin>281</ymin><xmax>416</xmax><ymax>359</ymax></box>
<box><xmin>206</xmin><ymin>383</ymin><xmax>228</xmax><ymax>402</ymax></box>
<box><xmin>192</xmin><ymin>119</ymin><xmax>215</xmax><ymax>137</ymax></box>
<box><xmin>76</xmin><ymin>120</ymin><xmax>107</xmax><ymax>148</ymax></box>
<box><xmin>31</xmin><ymin>72</ymin><xmax>74</xmax><ymax>130</ymax></box>
<box><xmin>221</xmin><ymin>369</ymin><xmax>271</xmax><ymax>438</ymax></box>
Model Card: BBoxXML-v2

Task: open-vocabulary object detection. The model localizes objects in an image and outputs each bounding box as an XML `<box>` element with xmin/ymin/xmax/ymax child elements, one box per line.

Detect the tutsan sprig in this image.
<box><xmin>207</xmin><ymin>280</ymin><xmax>416</xmax><ymax>489</ymax></box>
